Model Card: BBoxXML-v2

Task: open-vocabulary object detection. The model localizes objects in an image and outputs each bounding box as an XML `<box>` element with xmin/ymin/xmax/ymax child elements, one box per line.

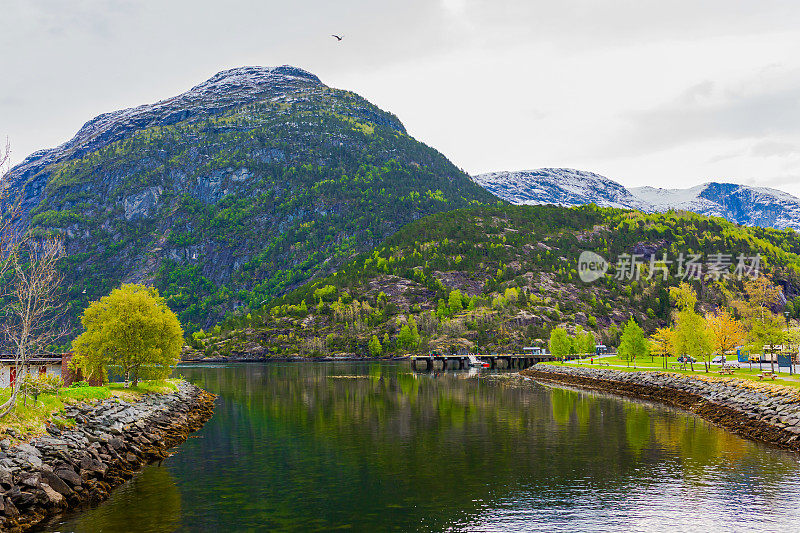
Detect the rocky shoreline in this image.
<box><xmin>522</xmin><ymin>364</ymin><xmax>800</xmax><ymax>451</ymax></box>
<box><xmin>0</xmin><ymin>382</ymin><xmax>216</xmax><ymax>532</ymax></box>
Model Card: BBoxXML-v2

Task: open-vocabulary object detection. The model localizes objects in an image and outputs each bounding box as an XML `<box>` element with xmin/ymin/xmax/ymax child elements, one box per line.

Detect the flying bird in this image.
<box><xmin>331</xmin><ymin>34</ymin><xmax>343</xmax><ymax>41</ymax></box>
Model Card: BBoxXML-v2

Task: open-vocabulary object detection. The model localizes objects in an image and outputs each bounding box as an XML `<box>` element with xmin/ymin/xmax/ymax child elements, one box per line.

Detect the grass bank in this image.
<box><xmin>550</xmin><ymin>356</ymin><xmax>800</xmax><ymax>389</ymax></box>
<box><xmin>0</xmin><ymin>379</ymin><xmax>181</xmax><ymax>441</ymax></box>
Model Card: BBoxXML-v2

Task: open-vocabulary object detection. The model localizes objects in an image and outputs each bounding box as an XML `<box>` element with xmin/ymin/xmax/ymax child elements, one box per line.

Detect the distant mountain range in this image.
<box><xmin>472</xmin><ymin>168</ymin><xmax>800</xmax><ymax>232</ymax></box>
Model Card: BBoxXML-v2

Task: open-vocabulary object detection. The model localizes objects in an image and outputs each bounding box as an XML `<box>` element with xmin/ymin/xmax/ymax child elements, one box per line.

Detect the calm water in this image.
<box><xmin>47</xmin><ymin>362</ymin><xmax>800</xmax><ymax>532</ymax></box>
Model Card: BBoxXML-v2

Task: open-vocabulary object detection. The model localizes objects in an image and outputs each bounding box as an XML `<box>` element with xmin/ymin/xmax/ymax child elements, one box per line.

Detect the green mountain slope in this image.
<box><xmin>6</xmin><ymin>66</ymin><xmax>495</xmax><ymax>330</ymax></box>
<box><xmin>187</xmin><ymin>204</ymin><xmax>800</xmax><ymax>359</ymax></box>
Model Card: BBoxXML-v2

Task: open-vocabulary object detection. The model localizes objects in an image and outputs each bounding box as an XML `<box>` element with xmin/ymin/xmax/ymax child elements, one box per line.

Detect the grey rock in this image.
<box><xmin>55</xmin><ymin>468</ymin><xmax>82</xmax><ymax>487</ymax></box>
<box><xmin>40</xmin><ymin>469</ymin><xmax>73</xmax><ymax>496</ymax></box>
<box><xmin>40</xmin><ymin>483</ymin><xmax>64</xmax><ymax>505</ymax></box>
<box><xmin>15</xmin><ymin>443</ymin><xmax>41</xmax><ymax>457</ymax></box>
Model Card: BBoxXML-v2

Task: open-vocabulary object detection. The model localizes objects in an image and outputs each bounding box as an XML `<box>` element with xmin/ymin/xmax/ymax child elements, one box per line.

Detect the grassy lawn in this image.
<box><xmin>0</xmin><ymin>379</ymin><xmax>181</xmax><ymax>441</ymax></box>
<box><xmin>547</xmin><ymin>355</ymin><xmax>800</xmax><ymax>389</ymax></box>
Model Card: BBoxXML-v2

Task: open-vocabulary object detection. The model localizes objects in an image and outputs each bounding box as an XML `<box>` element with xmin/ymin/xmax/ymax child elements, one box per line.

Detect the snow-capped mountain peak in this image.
<box><xmin>472</xmin><ymin>168</ymin><xmax>649</xmax><ymax>210</ymax></box>
<box><xmin>474</xmin><ymin>168</ymin><xmax>800</xmax><ymax>232</ymax></box>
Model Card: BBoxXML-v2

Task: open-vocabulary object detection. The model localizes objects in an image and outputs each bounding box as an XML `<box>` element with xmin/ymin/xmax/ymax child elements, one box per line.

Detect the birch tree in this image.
<box><xmin>0</xmin><ymin>237</ymin><xmax>67</xmax><ymax>418</ymax></box>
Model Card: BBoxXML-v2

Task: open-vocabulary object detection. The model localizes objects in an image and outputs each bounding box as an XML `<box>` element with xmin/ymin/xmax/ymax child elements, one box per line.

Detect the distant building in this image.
<box><xmin>0</xmin><ymin>355</ymin><xmax>64</xmax><ymax>388</ymax></box>
<box><xmin>595</xmin><ymin>344</ymin><xmax>608</xmax><ymax>355</ymax></box>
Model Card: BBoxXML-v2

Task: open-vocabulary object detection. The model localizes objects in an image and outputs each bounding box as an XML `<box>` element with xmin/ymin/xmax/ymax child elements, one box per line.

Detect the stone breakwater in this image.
<box><xmin>522</xmin><ymin>364</ymin><xmax>800</xmax><ymax>451</ymax></box>
<box><xmin>0</xmin><ymin>382</ymin><xmax>215</xmax><ymax>532</ymax></box>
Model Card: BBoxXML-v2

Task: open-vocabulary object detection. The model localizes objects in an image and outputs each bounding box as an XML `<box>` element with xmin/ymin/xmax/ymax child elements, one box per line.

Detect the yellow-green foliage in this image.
<box><xmin>72</xmin><ymin>284</ymin><xmax>184</xmax><ymax>386</ymax></box>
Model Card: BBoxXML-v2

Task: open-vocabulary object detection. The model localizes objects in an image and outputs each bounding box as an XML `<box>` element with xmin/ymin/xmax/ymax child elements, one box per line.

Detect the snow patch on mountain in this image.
<box><xmin>2</xmin><ymin>65</ymin><xmax>326</xmax><ymax>228</ymax></box>
<box><xmin>474</xmin><ymin>168</ymin><xmax>800</xmax><ymax>232</ymax></box>
<box><xmin>472</xmin><ymin>168</ymin><xmax>649</xmax><ymax>210</ymax></box>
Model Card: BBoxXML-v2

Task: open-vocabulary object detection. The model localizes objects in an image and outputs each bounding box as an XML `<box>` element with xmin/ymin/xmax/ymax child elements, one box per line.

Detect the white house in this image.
<box><xmin>0</xmin><ymin>356</ymin><xmax>64</xmax><ymax>388</ymax></box>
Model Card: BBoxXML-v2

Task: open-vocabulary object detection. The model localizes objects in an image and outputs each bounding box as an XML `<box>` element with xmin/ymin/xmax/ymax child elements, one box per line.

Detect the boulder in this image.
<box><xmin>11</xmin><ymin>491</ymin><xmax>36</xmax><ymax>508</ymax></box>
<box><xmin>16</xmin><ymin>443</ymin><xmax>41</xmax><ymax>457</ymax></box>
<box><xmin>40</xmin><ymin>483</ymin><xmax>65</xmax><ymax>506</ymax></box>
<box><xmin>55</xmin><ymin>468</ymin><xmax>82</xmax><ymax>487</ymax></box>
<box><xmin>40</xmin><ymin>469</ymin><xmax>74</xmax><ymax>496</ymax></box>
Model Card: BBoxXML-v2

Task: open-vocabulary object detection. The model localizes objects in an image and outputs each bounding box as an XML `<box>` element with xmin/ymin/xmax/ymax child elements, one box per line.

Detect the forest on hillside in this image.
<box><xmin>185</xmin><ymin>204</ymin><xmax>800</xmax><ymax>359</ymax></box>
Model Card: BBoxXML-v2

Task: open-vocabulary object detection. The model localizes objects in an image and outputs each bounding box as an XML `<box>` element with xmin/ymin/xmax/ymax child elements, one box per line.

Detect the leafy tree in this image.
<box><xmin>382</xmin><ymin>332</ymin><xmax>391</xmax><ymax>351</ymax></box>
<box><xmin>672</xmin><ymin>308</ymin><xmax>712</xmax><ymax>371</ymax></box>
<box><xmin>408</xmin><ymin>315</ymin><xmax>421</xmax><ymax>348</ymax></box>
<box><xmin>668</xmin><ymin>283</ymin><xmax>710</xmax><ymax>371</ymax></box>
<box><xmin>314</xmin><ymin>285</ymin><xmax>337</xmax><ymax>302</ymax></box>
<box><xmin>368</xmin><ymin>335</ymin><xmax>382</xmax><ymax>357</ymax></box>
<box><xmin>398</xmin><ymin>324</ymin><xmax>413</xmax><ymax>350</ymax></box>
<box><xmin>618</xmin><ymin>318</ymin><xmax>649</xmax><ymax>367</ymax></box>
<box><xmin>448</xmin><ymin>290</ymin><xmax>464</xmax><ymax>315</ymax></box>
<box><xmin>650</xmin><ymin>327</ymin><xmax>673</xmax><ymax>369</ymax></box>
<box><xmin>574</xmin><ymin>327</ymin><xmax>595</xmax><ymax>355</ymax></box>
<box><xmin>435</xmin><ymin>299</ymin><xmax>448</xmax><ymax>319</ymax></box>
<box><xmin>549</xmin><ymin>328</ymin><xmax>571</xmax><ymax>359</ymax></box>
<box><xmin>73</xmin><ymin>284</ymin><xmax>184</xmax><ymax>386</ymax></box>
<box><xmin>707</xmin><ymin>308</ymin><xmax>745</xmax><ymax>356</ymax></box>
<box><xmin>736</xmin><ymin>277</ymin><xmax>786</xmax><ymax>372</ymax></box>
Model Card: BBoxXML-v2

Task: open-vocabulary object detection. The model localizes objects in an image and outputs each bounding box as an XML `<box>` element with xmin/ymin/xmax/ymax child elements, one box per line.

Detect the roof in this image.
<box><xmin>0</xmin><ymin>354</ymin><xmax>63</xmax><ymax>364</ymax></box>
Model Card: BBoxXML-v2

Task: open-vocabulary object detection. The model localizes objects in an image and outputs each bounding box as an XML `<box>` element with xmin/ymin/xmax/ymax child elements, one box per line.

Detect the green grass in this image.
<box><xmin>108</xmin><ymin>379</ymin><xmax>179</xmax><ymax>400</ymax></box>
<box><xmin>549</xmin><ymin>356</ymin><xmax>800</xmax><ymax>388</ymax></box>
<box><xmin>0</xmin><ymin>379</ymin><xmax>182</xmax><ymax>441</ymax></box>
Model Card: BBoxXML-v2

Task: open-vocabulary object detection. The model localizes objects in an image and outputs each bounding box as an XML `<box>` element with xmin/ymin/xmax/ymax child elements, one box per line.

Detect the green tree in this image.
<box><xmin>672</xmin><ymin>308</ymin><xmax>712</xmax><ymax>371</ymax></box>
<box><xmin>72</xmin><ymin>284</ymin><xmax>184</xmax><ymax>386</ymax></box>
<box><xmin>398</xmin><ymin>325</ymin><xmax>412</xmax><ymax>349</ymax></box>
<box><xmin>368</xmin><ymin>335</ymin><xmax>383</xmax><ymax>357</ymax></box>
<box><xmin>382</xmin><ymin>332</ymin><xmax>391</xmax><ymax>351</ymax></box>
<box><xmin>575</xmin><ymin>328</ymin><xmax>595</xmax><ymax>356</ymax></box>
<box><xmin>549</xmin><ymin>328</ymin><xmax>571</xmax><ymax>359</ymax></box>
<box><xmin>668</xmin><ymin>284</ymin><xmax>712</xmax><ymax>371</ymax></box>
<box><xmin>448</xmin><ymin>290</ymin><xmax>464</xmax><ymax>315</ymax></box>
<box><xmin>618</xmin><ymin>318</ymin><xmax>649</xmax><ymax>367</ymax></box>
<box><xmin>736</xmin><ymin>277</ymin><xmax>786</xmax><ymax>372</ymax></box>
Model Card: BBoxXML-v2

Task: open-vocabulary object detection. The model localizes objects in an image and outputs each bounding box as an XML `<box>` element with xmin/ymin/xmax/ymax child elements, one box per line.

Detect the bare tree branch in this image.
<box><xmin>1</xmin><ymin>137</ymin><xmax>19</xmax><ymax>259</ymax></box>
<box><xmin>0</xmin><ymin>236</ymin><xmax>68</xmax><ymax>418</ymax></box>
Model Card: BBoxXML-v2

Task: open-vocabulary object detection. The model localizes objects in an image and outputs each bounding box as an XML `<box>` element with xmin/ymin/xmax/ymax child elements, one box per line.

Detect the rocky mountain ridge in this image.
<box><xmin>4</xmin><ymin>66</ymin><xmax>341</xmax><ymax>229</ymax></box>
<box><xmin>473</xmin><ymin>168</ymin><xmax>800</xmax><ymax>232</ymax></box>
<box><xmin>1</xmin><ymin>65</ymin><xmax>494</xmax><ymax>331</ymax></box>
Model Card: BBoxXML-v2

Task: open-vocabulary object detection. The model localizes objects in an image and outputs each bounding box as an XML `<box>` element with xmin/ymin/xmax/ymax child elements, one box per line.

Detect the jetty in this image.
<box><xmin>410</xmin><ymin>353</ymin><xmax>558</xmax><ymax>371</ymax></box>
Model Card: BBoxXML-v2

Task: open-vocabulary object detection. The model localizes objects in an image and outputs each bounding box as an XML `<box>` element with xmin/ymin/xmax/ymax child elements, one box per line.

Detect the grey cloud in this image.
<box><xmin>750</xmin><ymin>140</ymin><xmax>800</xmax><ymax>158</ymax></box>
<box><xmin>742</xmin><ymin>174</ymin><xmax>800</xmax><ymax>190</ymax></box>
<box><xmin>619</xmin><ymin>74</ymin><xmax>800</xmax><ymax>154</ymax></box>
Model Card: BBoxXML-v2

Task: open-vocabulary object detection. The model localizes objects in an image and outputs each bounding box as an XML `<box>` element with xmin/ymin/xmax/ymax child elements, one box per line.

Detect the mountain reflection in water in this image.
<box><xmin>50</xmin><ymin>362</ymin><xmax>800</xmax><ymax>532</ymax></box>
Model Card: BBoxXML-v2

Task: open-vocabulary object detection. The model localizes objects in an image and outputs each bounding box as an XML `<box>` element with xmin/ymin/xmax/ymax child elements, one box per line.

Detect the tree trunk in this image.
<box><xmin>0</xmin><ymin>374</ymin><xmax>22</xmax><ymax>418</ymax></box>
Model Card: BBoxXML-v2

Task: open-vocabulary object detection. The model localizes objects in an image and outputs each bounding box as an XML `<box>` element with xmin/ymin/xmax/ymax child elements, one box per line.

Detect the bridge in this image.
<box><xmin>410</xmin><ymin>353</ymin><xmax>558</xmax><ymax>372</ymax></box>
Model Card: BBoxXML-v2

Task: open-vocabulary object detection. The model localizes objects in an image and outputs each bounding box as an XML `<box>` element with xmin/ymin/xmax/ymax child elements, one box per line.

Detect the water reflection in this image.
<box><xmin>50</xmin><ymin>363</ymin><xmax>800</xmax><ymax>532</ymax></box>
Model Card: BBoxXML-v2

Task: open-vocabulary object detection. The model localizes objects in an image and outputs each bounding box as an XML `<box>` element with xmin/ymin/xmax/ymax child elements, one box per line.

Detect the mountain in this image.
<box><xmin>629</xmin><ymin>183</ymin><xmax>800</xmax><ymax>231</ymax></box>
<box><xmin>472</xmin><ymin>168</ymin><xmax>800</xmax><ymax>232</ymax></box>
<box><xmin>472</xmin><ymin>169</ymin><xmax>648</xmax><ymax>210</ymax></box>
<box><xmin>1</xmin><ymin>65</ymin><xmax>495</xmax><ymax>330</ymax></box>
<box><xmin>185</xmin><ymin>204</ymin><xmax>800</xmax><ymax>360</ymax></box>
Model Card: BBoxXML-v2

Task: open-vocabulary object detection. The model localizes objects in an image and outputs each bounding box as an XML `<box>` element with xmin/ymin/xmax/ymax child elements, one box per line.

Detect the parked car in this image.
<box><xmin>712</xmin><ymin>355</ymin><xmax>726</xmax><ymax>364</ymax></box>
<box><xmin>677</xmin><ymin>356</ymin><xmax>697</xmax><ymax>363</ymax></box>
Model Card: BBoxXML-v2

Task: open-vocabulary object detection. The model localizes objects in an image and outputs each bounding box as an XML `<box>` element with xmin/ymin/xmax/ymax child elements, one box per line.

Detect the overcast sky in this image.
<box><xmin>3</xmin><ymin>0</ymin><xmax>800</xmax><ymax>195</ymax></box>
